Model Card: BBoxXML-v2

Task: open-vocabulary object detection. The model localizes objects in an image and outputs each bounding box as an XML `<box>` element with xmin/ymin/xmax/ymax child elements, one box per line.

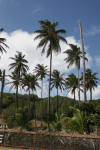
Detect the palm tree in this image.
<box><xmin>64</xmin><ymin>73</ymin><xmax>83</xmax><ymax>105</ymax></box>
<box><xmin>0</xmin><ymin>28</ymin><xmax>9</xmax><ymax>59</ymax></box>
<box><xmin>63</xmin><ymin>44</ymin><xmax>88</xmax><ymax>106</ymax></box>
<box><xmin>20</xmin><ymin>73</ymin><xmax>41</xmax><ymax>121</ymax></box>
<box><xmin>34</xmin><ymin>19</ymin><xmax>67</xmax><ymax>129</ymax></box>
<box><xmin>80</xmin><ymin>69</ymin><xmax>100</xmax><ymax>103</ymax></box>
<box><xmin>47</xmin><ymin>69</ymin><xmax>65</xmax><ymax>114</ymax></box>
<box><xmin>33</xmin><ymin>64</ymin><xmax>49</xmax><ymax>129</ymax></box>
<box><xmin>0</xmin><ymin>69</ymin><xmax>9</xmax><ymax>109</ymax></box>
<box><xmin>9</xmin><ymin>51</ymin><xmax>29</xmax><ymax>109</ymax></box>
<box><xmin>5</xmin><ymin>71</ymin><xmax>22</xmax><ymax>116</ymax></box>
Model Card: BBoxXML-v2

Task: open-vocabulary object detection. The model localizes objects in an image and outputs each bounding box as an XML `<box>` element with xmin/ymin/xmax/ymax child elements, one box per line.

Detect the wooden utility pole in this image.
<box><xmin>78</xmin><ymin>20</ymin><xmax>86</xmax><ymax>103</ymax></box>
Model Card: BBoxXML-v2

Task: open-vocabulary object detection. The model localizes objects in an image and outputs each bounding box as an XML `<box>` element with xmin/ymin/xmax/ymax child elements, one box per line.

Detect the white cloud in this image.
<box><xmin>32</xmin><ymin>6</ymin><xmax>42</xmax><ymax>13</ymax></box>
<box><xmin>95</xmin><ymin>55</ymin><xmax>100</xmax><ymax>67</ymax></box>
<box><xmin>83</xmin><ymin>26</ymin><xmax>100</xmax><ymax>36</ymax></box>
<box><xmin>0</xmin><ymin>30</ymin><xmax>94</xmax><ymax>99</ymax></box>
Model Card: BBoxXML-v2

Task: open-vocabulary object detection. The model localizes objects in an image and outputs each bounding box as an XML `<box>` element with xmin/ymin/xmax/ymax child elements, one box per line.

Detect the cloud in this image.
<box><xmin>0</xmin><ymin>30</ymin><xmax>93</xmax><ymax>99</ymax></box>
<box><xmin>95</xmin><ymin>55</ymin><xmax>100</xmax><ymax>67</ymax></box>
<box><xmin>83</xmin><ymin>26</ymin><xmax>100</xmax><ymax>36</ymax></box>
<box><xmin>32</xmin><ymin>6</ymin><xmax>42</xmax><ymax>13</ymax></box>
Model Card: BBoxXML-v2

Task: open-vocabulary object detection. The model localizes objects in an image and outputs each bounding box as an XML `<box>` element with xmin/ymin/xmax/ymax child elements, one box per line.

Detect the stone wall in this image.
<box><xmin>2</xmin><ymin>131</ymin><xmax>100</xmax><ymax>150</ymax></box>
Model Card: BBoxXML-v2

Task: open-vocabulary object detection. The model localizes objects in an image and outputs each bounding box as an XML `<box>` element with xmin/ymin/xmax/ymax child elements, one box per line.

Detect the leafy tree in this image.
<box><xmin>63</xmin><ymin>44</ymin><xmax>88</xmax><ymax>105</ymax></box>
<box><xmin>14</xmin><ymin>107</ymin><xmax>28</xmax><ymax>129</ymax></box>
<box><xmin>0</xmin><ymin>70</ymin><xmax>9</xmax><ymax>109</ymax></box>
<box><xmin>0</xmin><ymin>28</ymin><xmax>9</xmax><ymax>59</ymax></box>
<box><xmin>47</xmin><ymin>69</ymin><xmax>65</xmax><ymax>114</ymax></box>
<box><xmin>33</xmin><ymin>64</ymin><xmax>49</xmax><ymax>129</ymax></box>
<box><xmin>5</xmin><ymin>71</ymin><xmax>22</xmax><ymax>116</ymax></box>
<box><xmin>9</xmin><ymin>51</ymin><xmax>29</xmax><ymax>109</ymax></box>
<box><xmin>34</xmin><ymin>19</ymin><xmax>67</xmax><ymax>129</ymax></box>
<box><xmin>80</xmin><ymin>68</ymin><xmax>100</xmax><ymax>103</ymax></box>
<box><xmin>64</xmin><ymin>73</ymin><xmax>83</xmax><ymax>105</ymax></box>
<box><xmin>20</xmin><ymin>73</ymin><xmax>41</xmax><ymax>122</ymax></box>
<box><xmin>63</xmin><ymin>107</ymin><xmax>84</xmax><ymax>134</ymax></box>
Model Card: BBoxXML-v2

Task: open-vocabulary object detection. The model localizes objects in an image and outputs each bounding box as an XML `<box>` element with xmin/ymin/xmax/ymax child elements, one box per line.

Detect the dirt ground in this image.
<box><xmin>0</xmin><ymin>144</ymin><xmax>49</xmax><ymax>150</ymax></box>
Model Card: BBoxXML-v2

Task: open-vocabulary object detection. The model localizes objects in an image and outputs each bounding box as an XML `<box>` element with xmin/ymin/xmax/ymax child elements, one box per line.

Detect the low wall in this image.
<box><xmin>0</xmin><ymin>129</ymin><xmax>100</xmax><ymax>150</ymax></box>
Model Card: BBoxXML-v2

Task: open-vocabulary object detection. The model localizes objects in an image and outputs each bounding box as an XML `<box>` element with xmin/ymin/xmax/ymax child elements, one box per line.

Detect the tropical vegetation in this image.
<box><xmin>0</xmin><ymin>20</ymin><xmax>100</xmax><ymax>135</ymax></box>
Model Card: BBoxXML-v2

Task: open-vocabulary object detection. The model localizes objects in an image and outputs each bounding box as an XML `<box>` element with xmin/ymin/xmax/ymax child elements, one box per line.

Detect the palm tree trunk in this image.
<box><xmin>41</xmin><ymin>79</ymin><xmax>43</xmax><ymax>129</ymax></box>
<box><xmin>78</xmin><ymin>20</ymin><xmax>86</xmax><ymax>103</ymax></box>
<box><xmin>90</xmin><ymin>88</ymin><xmax>92</xmax><ymax>103</ymax></box>
<box><xmin>0</xmin><ymin>70</ymin><xmax>5</xmax><ymax>110</ymax></box>
<box><xmin>48</xmin><ymin>47</ymin><xmax>52</xmax><ymax>129</ymax></box>
<box><xmin>28</xmin><ymin>88</ymin><xmax>30</xmax><ymax>117</ymax></box>
<box><xmin>33</xmin><ymin>90</ymin><xmax>36</xmax><ymax>126</ymax></box>
<box><xmin>74</xmin><ymin>90</ymin><xmax>75</xmax><ymax>105</ymax></box>
<box><xmin>77</xmin><ymin>68</ymin><xmax>80</xmax><ymax>106</ymax></box>
<box><xmin>57</xmin><ymin>87</ymin><xmax>58</xmax><ymax>113</ymax></box>
<box><xmin>16</xmin><ymin>83</ymin><xmax>18</xmax><ymax>110</ymax></box>
<box><xmin>14</xmin><ymin>87</ymin><xmax>17</xmax><ymax>118</ymax></box>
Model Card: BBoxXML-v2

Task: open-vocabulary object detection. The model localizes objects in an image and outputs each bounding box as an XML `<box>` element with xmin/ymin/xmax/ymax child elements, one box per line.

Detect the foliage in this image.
<box><xmin>63</xmin><ymin>107</ymin><xmax>84</xmax><ymax>134</ymax></box>
<box><xmin>1</xmin><ymin>96</ymin><xmax>14</xmax><ymax>109</ymax></box>
<box><xmin>61</xmin><ymin>100</ymin><xmax>69</xmax><ymax>117</ymax></box>
<box><xmin>14</xmin><ymin>107</ymin><xmax>29</xmax><ymax>128</ymax></box>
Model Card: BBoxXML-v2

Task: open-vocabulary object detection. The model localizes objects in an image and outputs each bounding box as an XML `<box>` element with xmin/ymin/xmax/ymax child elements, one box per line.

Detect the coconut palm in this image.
<box><xmin>33</xmin><ymin>64</ymin><xmax>49</xmax><ymax>129</ymax></box>
<box><xmin>63</xmin><ymin>44</ymin><xmax>88</xmax><ymax>106</ymax></box>
<box><xmin>5</xmin><ymin>71</ymin><xmax>22</xmax><ymax>117</ymax></box>
<box><xmin>0</xmin><ymin>69</ymin><xmax>9</xmax><ymax>109</ymax></box>
<box><xmin>0</xmin><ymin>28</ymin><xmax>9</xmax><ymax>59</ymax></box>
<box><xmin>47</xmin><ymin>69</ymin><xmax>65</xmax><ymax>114</ymax></box>
<box><xmin>80</xmin><ymin>69</ymin><xmax>100</xmax><ymax>103</ymax></box>
<box><xmin>9</xmin><ymin>51</ymin><xmax>29</xmax><ymax>109</ymax></box>
<box><xmin>34</xmin><ymin>19</ymin><xmax>67</xmax><ymax>129</ymax></box>
<box><xmin>64</xmin><ymin>73</ymin><xmax>83</xmax><ymax>105</ymax></box>
<box><xmin>20</xmin><ymin>73</ymin><xmax>41</xmax><ymax>121</ymax></box>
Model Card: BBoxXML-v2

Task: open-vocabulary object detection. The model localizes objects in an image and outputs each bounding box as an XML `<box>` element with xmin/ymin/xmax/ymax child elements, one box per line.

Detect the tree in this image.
<box><xmin>47</xmin><ymin>69</ymin><xmax>65</xmax><ymax>114</ymax></box>
<box><xmin>63</xmin><ymin>106</ymin><xmax>84</xmax><ymax>134</ymax></box>
<box><xmin>33</xmin><ymin>64</ymin><xmax>49</xmax><ymax>129</ymax></box>
<box><xmin>33</xmin><ymin>19</ymin><xmax>67</xmax><ymax>129</ymax></box>
<box><xmin>0</xmin><ymin>28</ymin><xmax>9</xmax><ymax>59</ymax></box>
<box><xmin>0</xmin><ymin>69</ymin><xmax>9</xmax><ymax>109</ymax></box>
<box><xmin>63</xmin><ymin>44</ymin><xmax>88</xmax><ymax>106</ymax></box>
<box><xmin>5</xmin><ymin>71</ymin><xmax>22</xmax><ymax>116</ymax></box>
<box><xmin>78</xmin><ymin>20</ymin><xmax>86</xmax><ymax>103</ymax></box>
<box><xmin>9</xmin><ymin>51</ymin><xmax>29</xmax><ymax>109</ymax></box>
<box><xmin>20</xmin><ymin>73</ymin><xmax>41</xmax><ymax>122</ymax></box>
<box><xmin>64</xmin><ymin>73</ymin><xmax>83</xmax><ymax>105</ymax></box>
<box><xmin>80</xmin><ymin>69</ymin><xmax>100</xmax><ymax>103</ymax></box>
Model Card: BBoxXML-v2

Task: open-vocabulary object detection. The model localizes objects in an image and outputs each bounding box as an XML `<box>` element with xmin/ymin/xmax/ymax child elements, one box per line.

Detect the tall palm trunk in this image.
<box><xmin>41</xmin><ymin>79</ymin><xmax>43</xmax><ymax>129</ymax></box>
<box><xmin>0</xmin><ymin>70</ymin><xmax>5</xmax><ymax>110</ymax></box>
<box><xmin>33</xmin><ymin>90</ymin><xmax>36</xmax><ymax>126</ymax></box>
<box><xmin>74</xmin><ymin>90</ymin><xmax>75</xmax><ymax>105</ymax></box>
<box><xmin>57</xmin><ymin>87</ymin><xmax>58</xmax><ymax>114</ymax></box>
<box><xmin>90</xmin><ymin>87</ymin><xmax>92</xmax><ymax>103</ymax></box>
<box><xmin>28</xmin><ymin>88</ymin><xmax>30</xmax><ymax>117</ymax></box>
<box><xmin>16</xmin><ymin>83</ymin><xmax>18</xmax><ymax>110</ymax></box>
<box><xmin>78</xmin><ymin>20</ymin><xmax>86</xmax><ymax>103</ymax></box>
<box><xmin>77</xmin><ymin>68</ymin><xmax>80</xmax><ymax>106</ymax></box>
<box><xmin>14</xmin><ymin>86</ymin><xmax>17</xmax><ymax>118</ymax></box>
<box><xmin>48</xmin><ymin>47</ymin><xmax>52</xmax><ymax>129</ymax></box>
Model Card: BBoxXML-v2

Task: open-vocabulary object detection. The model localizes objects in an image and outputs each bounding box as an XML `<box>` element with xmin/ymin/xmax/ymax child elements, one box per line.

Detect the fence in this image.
<box><xmin>0</xmin><ymin>125</ymin><xmax>100</xmax><ymax>150</ymax></box>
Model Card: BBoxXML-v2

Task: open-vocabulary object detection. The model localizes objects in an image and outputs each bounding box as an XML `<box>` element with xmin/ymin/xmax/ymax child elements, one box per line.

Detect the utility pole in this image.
<box><xmin>78</xmin><ymin>20</ymin><xmax>86</xmax><ymax>103</ymax></box>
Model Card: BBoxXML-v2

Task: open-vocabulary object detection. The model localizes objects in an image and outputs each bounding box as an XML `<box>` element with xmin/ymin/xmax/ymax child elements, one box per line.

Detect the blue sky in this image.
<box><xmin>0</xmin><ymin>0</ymin><xmax>100</xmax><ymax>101</ymax></box>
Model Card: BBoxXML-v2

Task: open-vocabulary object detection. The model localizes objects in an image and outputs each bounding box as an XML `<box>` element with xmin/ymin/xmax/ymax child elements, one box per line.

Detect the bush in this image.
<box><xmin>1</xmin><ymin>96</ymin><xmax>14</xmax><ymax>109</ymax></box>
<box><xmin>42</xmin><ymin>126</ymin><xmax>47</xmax><ymax>130</ymax></box>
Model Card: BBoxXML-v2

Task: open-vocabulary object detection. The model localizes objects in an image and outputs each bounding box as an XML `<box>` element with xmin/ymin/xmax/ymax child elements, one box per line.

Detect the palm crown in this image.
<box><xmin>0</xmin><ymin>28</ymin><xmax>9</xmax><ymax>58</ymax></box>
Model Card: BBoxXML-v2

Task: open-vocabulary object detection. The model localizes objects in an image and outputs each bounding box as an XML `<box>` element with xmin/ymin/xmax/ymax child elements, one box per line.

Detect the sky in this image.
<box><xmin>0</xmin><ymin>0</ymin><xmax>100</xmax><ymax>101</ymax></box>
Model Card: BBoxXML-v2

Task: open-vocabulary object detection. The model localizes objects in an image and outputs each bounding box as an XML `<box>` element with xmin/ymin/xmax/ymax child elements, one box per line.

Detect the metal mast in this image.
<box><xmin>78</xmin><ymin>20</ymin><xmax>86</xmax><ymax>102</ymax></box>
